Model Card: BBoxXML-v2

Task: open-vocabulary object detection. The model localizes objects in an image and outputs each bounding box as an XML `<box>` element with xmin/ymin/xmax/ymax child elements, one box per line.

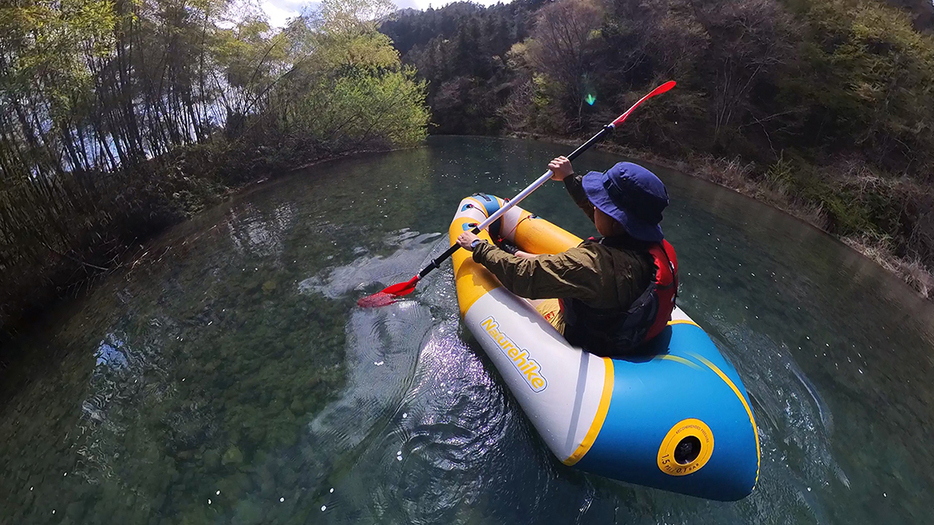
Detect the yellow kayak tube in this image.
<box><xmin>448</xmin><ymin>193</ymin><xmax>760</xmax><ymax>501</ymax></box>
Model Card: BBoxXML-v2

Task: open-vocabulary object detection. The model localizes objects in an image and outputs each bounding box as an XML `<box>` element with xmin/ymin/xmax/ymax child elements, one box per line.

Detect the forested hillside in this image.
<box><xmin>380</xmin><ymin>0</ymin><xmax>934</xmax><ymax>296</ymax></box>
<box><xmin>1</xmin><ymin>0</ymin><xmax>931</xmax><ymax>338</ymax></box>
<box><xmin>0</xmin><ymin>0</ymin><xmax>429</xmax><ymax>336</ymax></box>
<box><xmin>381</xmin><ymin>0</ymin><xmax>542</xmax><ymax>134</ymax></box>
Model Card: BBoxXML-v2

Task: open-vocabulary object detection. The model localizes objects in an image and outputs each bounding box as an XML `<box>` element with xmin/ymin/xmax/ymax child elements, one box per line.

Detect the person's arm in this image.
<box><xmin>456</xmin><ymin>232</ymin><xmax>537</xmax><ymax>258</ymax></box>
<box><xmin>470</xmin><ymin>241</ymin><xmax>605</xmax><ymax>301</ymax></box>
<box><xmin>548</xmin><ymin>156</ymin><xmax>595</xmax><ymax>223</ymax></box>
<box><xmin>497</xmin><ymin>242</ymin><xmax>536</xmax><ymax>259</ymax></box>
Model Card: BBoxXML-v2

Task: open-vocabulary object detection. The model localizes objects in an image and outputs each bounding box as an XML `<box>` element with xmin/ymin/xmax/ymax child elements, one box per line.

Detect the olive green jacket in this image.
<box><xmin>472</xmin><ymin>175</ymin><xmax>654</xmax><ymax>310</ymax></box>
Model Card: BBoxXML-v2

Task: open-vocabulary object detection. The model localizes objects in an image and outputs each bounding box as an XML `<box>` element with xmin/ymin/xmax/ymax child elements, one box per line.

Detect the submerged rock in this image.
<box><xmin>289</xmin><ymin>398</ymin><xmax>304</xmax><ymax>415</ymax></box>
<box><xmin>232</xmin><ymin>498</ymin><xmax>264</xmax><ymax>525</ymax></box>
<box><xmin>222</xmin><ymin>446</ymin><xmax>244</xmax><ymax>466</ymax></box>
<box><xmin>203</xmin><ymin>448</ymin><xmax>221</xmax><ymax>470</ymax></box>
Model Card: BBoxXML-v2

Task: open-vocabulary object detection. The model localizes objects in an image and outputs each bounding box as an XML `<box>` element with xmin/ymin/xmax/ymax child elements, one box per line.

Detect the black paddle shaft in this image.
<box><xmin>416</xmin><ymin>126</ymin><xmax>615</xmax><ymax>279</ymax></box>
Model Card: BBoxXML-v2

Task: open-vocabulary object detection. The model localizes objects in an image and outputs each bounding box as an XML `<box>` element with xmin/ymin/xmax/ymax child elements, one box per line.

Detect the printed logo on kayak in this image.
<box><xmin>480</xmin><ymin>316</ymin><xmax>547</xmax><ymax>392</ymax></box>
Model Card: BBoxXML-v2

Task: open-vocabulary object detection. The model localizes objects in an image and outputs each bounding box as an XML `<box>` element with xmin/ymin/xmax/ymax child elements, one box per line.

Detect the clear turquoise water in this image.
<box><xmin>1</xmin><ymin>136</ymin><xmax>932</xmax><ymax>524</ymax></box>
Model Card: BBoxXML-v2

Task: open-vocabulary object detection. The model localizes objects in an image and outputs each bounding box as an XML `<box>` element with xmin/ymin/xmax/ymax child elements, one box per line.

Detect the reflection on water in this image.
<box><xmin>1</xmin><ymin>137</ymin><xmax>933</xmax><ymax>524</ymax></box>
<box><xmin>227</xmin><ymin>202</ymin><xmax>297</xmax><ymax>266</ymax></box>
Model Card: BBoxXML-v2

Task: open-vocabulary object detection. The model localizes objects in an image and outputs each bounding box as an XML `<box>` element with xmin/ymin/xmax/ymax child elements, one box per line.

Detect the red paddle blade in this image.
<box><xmin>611</xmin><ymin>80</ymin><xmax>676</xmax><ymax>128</ymax></box>
<box><xmin>357</xmin><ymin>276</ymin><xmax>420</xmax><ymax>307</ymax></box>
<box><xmin>356</xmin><ymin>292</ymin><xmax>397</xmax><ymax>308</ymax></box>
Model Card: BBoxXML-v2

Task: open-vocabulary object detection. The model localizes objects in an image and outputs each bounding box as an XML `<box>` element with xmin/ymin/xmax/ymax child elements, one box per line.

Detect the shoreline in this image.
<box><xmin>1</xmin><ymin>135</ymin><xmax>929</xmax><ymax>346</ymax></box>
<box><xmin>0</xmin><ymin>145</ymin><xmax>409</xmax><ymax>343</ymax></box>
<box><xmin>516</xmin><ymin>133</ymin><xmax>932</xmax><ymax>300</ymax></box>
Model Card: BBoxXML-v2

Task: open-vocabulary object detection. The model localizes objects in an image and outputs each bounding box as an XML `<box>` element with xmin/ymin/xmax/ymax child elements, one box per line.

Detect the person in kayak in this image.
<box><xmin>455</xmin><ymin>156</ymin><xmax>678</xmax><ymax>356</ymax></box>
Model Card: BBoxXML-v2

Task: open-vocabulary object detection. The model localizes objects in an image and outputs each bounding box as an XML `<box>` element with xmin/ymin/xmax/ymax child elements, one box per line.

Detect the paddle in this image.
<box><xmin>358</xmin><ymin>80</ymin><xmax>677</xmax><ymax>308</ymax></box>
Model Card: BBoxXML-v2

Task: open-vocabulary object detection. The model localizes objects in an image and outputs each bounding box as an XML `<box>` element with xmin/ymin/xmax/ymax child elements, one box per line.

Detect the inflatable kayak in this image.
<box><xmin>448</xmin><ymin>194</ymin><xmax>760</xmax><ymax>501</ymax></box>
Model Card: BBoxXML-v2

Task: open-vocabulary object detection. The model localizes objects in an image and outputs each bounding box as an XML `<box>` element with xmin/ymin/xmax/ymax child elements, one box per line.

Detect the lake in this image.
<box><xmin>1</xmin><ymin>136</ymin><xmax>932</xmax><ymax>524</ymax></box>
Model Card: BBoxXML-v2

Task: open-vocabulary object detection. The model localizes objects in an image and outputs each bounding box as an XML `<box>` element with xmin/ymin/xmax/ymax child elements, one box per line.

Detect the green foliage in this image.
<box><xmin>521</xmin><ymin>0</ymin><xmax>604</xmax><ymax>130</ymax></box>
<box><xmin>272</xmin><ymin>9</ymin><xmax>429</xmax><ymax>150</ymax></box>
<box><xmin>380</xmin><ymin>0</ymin><xmax>934</xmax><ymax>273</ymax></box>
<box><xmin>0</xmin><ymin>0</ymin><xmax>429</xmax><ymax>334</ymax></box>
<box><xmin>281</xmin><ymin>65</ymin><xmax>428</xmax><ymax>148</ymax></box>
<box><xmin>379</xmin><ymin>0</ymin><xmax>539</xmax><ymax>134</ymax></box>
<box><xmin>796</xmin><ymin>0</ymin><xmax>934</xmax><ymax>172</ymax></box>
<box><xmin>766</xmin><ymin>155</ymin><xmax>910</xmax><ymax>246</ymax></box>
<box><xmin>0</xmin><ymin>0</ymin><xmax>116</xmax><ymax>80</ymax></box>
<box><xmin>319</xmin><ymin>0</ymin><xmax>396</xmax><ymax>35</ymax></box>
<box><xmin>214</xmin><ymin>16</ymin><xmax>282</xmax><ymax>92</ymax></box>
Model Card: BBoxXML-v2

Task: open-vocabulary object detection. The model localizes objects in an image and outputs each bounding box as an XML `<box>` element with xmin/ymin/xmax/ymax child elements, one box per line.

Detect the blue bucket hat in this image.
<box><xmin>581</xmin><ymin>162</ymin><xmax>669</xmax><ymax>242</ymax></box>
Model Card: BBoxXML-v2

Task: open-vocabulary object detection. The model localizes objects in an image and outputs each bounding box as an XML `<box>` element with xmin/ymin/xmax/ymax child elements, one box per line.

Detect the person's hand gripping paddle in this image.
<box><xmin>358</xmin><ymin>80</ymin><xmax>677</xmax><ymax>308</ymax></box>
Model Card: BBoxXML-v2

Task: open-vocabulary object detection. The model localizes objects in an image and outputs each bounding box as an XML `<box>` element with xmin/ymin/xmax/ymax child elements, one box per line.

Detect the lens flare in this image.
<box><xmin>585</xmin><ymin>94</ymin><xmax>596</xmax><ymax>106</ymax></box>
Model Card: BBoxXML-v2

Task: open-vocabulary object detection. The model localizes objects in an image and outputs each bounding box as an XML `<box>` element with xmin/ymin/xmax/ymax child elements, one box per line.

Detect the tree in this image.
<box><xmin>522</xmin><ymin>0</ymin><xmax>604</xmax><ymax>129</ymax></box>
<box><xmin>0</xmin><ymin>0</ymin><xmax>429</xmax><ymax>335</ymax></box>
<box><xmin>794</xmin><ymin>0</ymin><xmax>934</xmax><ymax>175</ymax></box>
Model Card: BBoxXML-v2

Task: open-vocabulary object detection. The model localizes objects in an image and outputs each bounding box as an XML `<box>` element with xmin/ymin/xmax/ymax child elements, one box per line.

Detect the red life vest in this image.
<box><xmin>644</xmin><ymin>240</ymin><xmax>678</xmax><ymax>342</ymax></box>
<box><xmin>562</xmin><ymin>239</ymin><xmax>678</xmax><ymax>356</ymax></box>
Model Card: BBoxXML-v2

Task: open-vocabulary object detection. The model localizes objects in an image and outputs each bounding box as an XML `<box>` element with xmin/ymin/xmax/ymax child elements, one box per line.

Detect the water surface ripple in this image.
<box><xmin>1</xmin><ymin>137</ymin><xmax>932</xmax><ymax>524</ymax></box>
